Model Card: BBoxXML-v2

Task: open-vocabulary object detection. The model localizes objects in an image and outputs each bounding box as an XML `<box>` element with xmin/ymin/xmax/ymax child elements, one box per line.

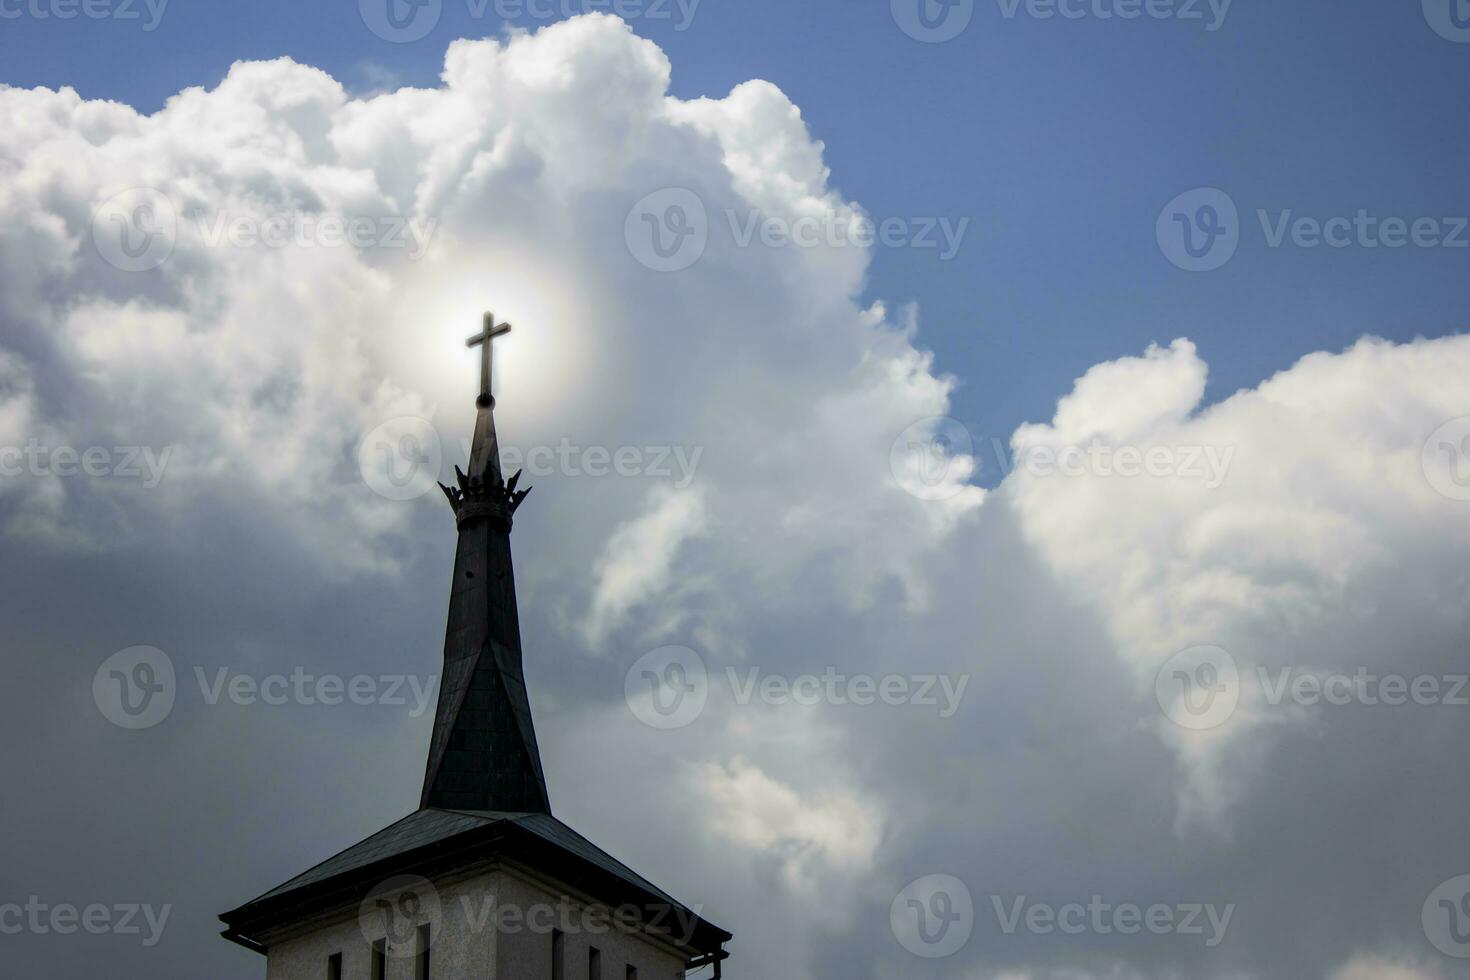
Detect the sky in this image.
<box><xmin>1</xmin><ymin>2</ymin><xmax>1469</xmax><ymax>979</ymax></box>
<box><xmin>4</xmin><ymin>0</ymin><xmax>1467</xmax><ymax>466</ymax></box>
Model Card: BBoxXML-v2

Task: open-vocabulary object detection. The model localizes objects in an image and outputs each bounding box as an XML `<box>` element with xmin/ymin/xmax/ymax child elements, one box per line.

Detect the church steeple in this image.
<box><xmin>223</xmin><ymin>316</ymin><xmax>732</xmax><ymax>974</ymax></box>
<box><xmin>421</xmin><ymin>312</ymin><xmax>550</xmax><ymax>814</ymax></box>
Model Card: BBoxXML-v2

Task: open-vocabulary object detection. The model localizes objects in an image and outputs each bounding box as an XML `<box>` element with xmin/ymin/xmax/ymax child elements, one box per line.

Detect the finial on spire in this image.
<box><xmin>467</xmin><ymin>312</ymin><xmax>511</xmax><ymax>408</ymax></box>
<box><xmin>442</xmin><ymin>310</ymin><xmax>531</xmax><ymax>525</ymax></box>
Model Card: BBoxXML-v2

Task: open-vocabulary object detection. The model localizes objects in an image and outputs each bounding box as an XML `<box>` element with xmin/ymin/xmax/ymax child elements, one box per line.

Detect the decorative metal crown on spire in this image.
<box><xmin>440</xmin><ymin>464</ymin><xmax>530</xmax><ymax>528</ymax></box>
<box><xmin>438</xmin><ymin>311</ymin><xmax>531</xmax><ymax>527</ymax></box>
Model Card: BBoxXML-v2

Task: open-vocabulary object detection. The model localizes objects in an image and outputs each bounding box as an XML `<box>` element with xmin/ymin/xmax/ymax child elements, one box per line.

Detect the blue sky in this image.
<box><xmin>2</xmin><ymin>0</ymin><xmax>1466</xmax><ymax>481</ymax></box>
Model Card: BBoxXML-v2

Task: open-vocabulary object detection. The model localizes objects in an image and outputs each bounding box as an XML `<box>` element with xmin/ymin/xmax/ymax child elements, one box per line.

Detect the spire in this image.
<box><xmin>421</xmin><ymin>312</ymin><xmax>550</xmax><ymax>814</ymax></box>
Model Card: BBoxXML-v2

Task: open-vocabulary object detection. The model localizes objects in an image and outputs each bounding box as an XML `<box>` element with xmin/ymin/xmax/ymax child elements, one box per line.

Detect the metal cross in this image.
<box><xmin>466</xmin><ymin>312</ymin><xmax>511</xmax><ymax>408</ymax></box>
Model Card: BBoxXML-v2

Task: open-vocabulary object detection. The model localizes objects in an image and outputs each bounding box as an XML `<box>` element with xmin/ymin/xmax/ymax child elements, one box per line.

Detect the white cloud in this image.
<box><xmin>0</xmin><ymin>24</ymin><xmax>977</xmax><ymax>975</ymax></box>
<box><xmin>0</xmin><ymin>12</ymin><xmax>978</xmax><ymax>600</ymax></box>
<box><xmin>584</xmin><ymin>486</ymin><xmax>707</xmax><ymax>643</ymax></box>
<box><xmin>688</xmin><ymin>755</ymin><xmax>882</xmax><ymax>891</ymax></box>
<box><xmin>0</xmin><ymin>350</ymin><xmax>70</xmax><ymax>542</ymax></box>
<box><xmin>1330</xmin><ymin>955</ymin><xmax>1445</xmax><ymax>980</ymax></box>
<box><xmin>1006</xmin><ymin>333</ymin><xmax>1470</xmax><ymax>827</ymax></box>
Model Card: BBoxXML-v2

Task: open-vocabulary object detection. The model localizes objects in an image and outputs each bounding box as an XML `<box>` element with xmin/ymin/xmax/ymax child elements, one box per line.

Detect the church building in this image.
<box><xmin>220</xmin><ymin>315</ymin><xmax>731</xmax><ymax>979</ymax></box>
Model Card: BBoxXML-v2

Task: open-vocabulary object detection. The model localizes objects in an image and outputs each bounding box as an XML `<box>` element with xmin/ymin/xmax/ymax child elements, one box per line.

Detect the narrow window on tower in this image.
<box><xmin>625</xmin><ymin>965</ymin><xmax>638</xmax><ymax>980</ymax></box>
<box><xmin>417</xmin><ymin>923</ymin><xmax>432</xmax><ymax>980</ymax></box>
<box><xmin>371</xmin><ymin>938</ymin><xmax>387</xmax><ymax>980</ymax></box>
<box><xmin>551</xmin><ymin>928</ymin><xmax>564</xmax><ymax>980</ymax></box>
<box><xmin>588</xmin><ymin>945</ymin><xmax>602</xmax><ymax>980</ymax></box>
<box><xmin>327</xmin><ymin>952</ymin><xmax>342</xmax><ymax>980</ymax></box>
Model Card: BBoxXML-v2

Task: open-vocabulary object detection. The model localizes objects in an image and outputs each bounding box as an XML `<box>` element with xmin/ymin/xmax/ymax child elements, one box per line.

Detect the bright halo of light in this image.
<box><xmin>375</xmin><ymin>256</ymin><xmax>598</xmax><ymax>433</ymax></box>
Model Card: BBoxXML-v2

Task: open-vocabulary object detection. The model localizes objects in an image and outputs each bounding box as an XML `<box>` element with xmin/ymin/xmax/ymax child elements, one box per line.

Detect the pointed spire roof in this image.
<box><xmin>421</xmin><ymin>313</ymin><xmax>549</xmax><ymax>814</ymax></box>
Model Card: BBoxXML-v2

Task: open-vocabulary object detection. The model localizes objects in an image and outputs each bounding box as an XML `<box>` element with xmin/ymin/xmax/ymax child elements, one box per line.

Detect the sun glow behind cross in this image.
<box><xmin>382</xmin><ymin>261</ymin><xmax>598</xmax><ymax>433</ymax></box>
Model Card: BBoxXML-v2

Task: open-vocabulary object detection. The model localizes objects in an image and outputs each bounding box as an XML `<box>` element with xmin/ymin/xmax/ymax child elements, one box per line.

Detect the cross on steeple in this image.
<box><xmin>467</xmin><ymin>312</ymin><xmax>511</xmax><ymax>408</ymax></box>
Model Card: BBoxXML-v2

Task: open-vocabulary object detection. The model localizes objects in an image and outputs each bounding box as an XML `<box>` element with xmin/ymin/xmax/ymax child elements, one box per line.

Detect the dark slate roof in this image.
<box><xmin>248</xmin><ymin>808</ymin><xmax>512</xmax><ymax>905</ymax></box>
<box><xmin>486</xmin><ymin>812</ymin><xmax>684</xmax><ymax>910</ymax></box>
<box><xmin>421</xmin><ymin>634</ymin><xmax>550</xmax><ymax>813</ymax></box>
<box><xmin>221</xmin><ymin>808</ymin><xmax>730</xmax><ymax>955</ymax></box>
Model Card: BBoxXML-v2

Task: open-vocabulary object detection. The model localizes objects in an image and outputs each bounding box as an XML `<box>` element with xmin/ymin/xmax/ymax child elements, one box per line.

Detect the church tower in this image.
<box><xmin>220</xmin><ymin>315</ymin><xmax>731</xmax><ymax>979</ymax></box>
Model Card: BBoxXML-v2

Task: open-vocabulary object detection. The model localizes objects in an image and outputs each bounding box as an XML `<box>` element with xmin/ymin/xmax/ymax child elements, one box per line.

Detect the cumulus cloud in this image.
<box><xmin>0</xmin><ymin>12</ymin><xmax>976</xmax><ymax>592</ymax></box>
<box><xmin>0</xmin><ymin>352</ymin><xmax>61</xmax><ymax>526</ymax></box>
<box><xmin>0</xmin><ymin>15</ymin><xmax>978</xmax><ymax>978</ymax></box>
<box><xmin>1330</xmin><ymin>956</ymin><xmax>1446</xmax><ymax>980</ymax></box>
<box><xmin>689</xmin><ymin>755</ymin><xmax>881</xmax><ymax>891</ymax></box>
<box><xmin>1008</xmin><ymin>333</ymin><xmax>1470</xmax><ymax>829</ymax></box>
<box><xmin>2</xmin><ymin>13</ymin><xmax>1469</xmax><ymax>980</ymax></box>
<box><xmin>583</xmin><ymin>486</ymin><xmax>707</xmax><ymax>643</ymax></box>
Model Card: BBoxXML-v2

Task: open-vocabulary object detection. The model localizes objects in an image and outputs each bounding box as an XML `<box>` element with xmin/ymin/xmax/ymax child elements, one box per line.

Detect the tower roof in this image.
<box><xmin>219</xmin><ymin>808</ymin><xmax>732</xmax><ymax>957</ymax></box>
